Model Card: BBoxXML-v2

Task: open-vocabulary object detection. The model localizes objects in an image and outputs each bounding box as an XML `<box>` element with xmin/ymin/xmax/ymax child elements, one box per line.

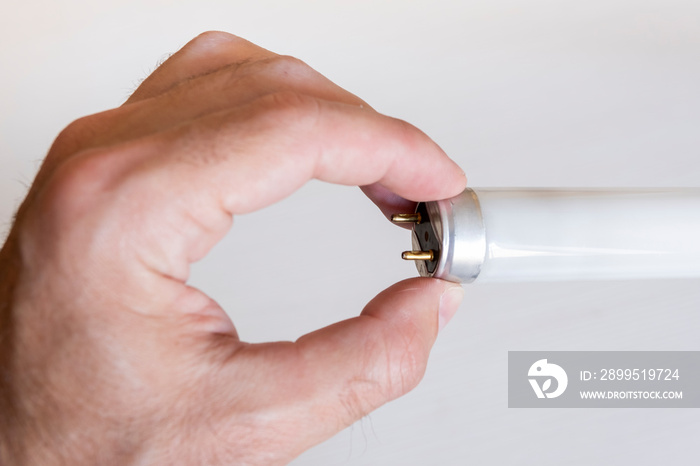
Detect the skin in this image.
<box><xmin>0</xmin><ymin>32</ymin><xmax>466</xmax><ymax>465</ymax></box>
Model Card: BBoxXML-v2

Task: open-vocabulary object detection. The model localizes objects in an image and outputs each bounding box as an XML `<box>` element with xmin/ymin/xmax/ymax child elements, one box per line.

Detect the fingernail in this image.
<box><xmin>438</xmin><ymin>285</ymin><xmax>464</xmax><ymax>332</ymax></box>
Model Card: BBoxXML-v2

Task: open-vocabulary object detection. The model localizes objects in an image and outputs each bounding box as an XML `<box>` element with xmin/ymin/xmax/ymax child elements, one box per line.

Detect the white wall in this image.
<box><xmin>1</xmin><ymin>1</ymin><xmax>699</xmax><ymax>464</ymax></box>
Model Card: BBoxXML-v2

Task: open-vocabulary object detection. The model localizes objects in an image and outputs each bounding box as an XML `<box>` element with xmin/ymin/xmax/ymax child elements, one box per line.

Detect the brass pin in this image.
<box><xmin>391</xmin><ymin>213</ymin><xmax>422</xmax><ymax>224</ymax></box>
<box><xmin>401</xmin><ymin>250</ymin><xmax>435</xmax><ymax>261</ymax></box>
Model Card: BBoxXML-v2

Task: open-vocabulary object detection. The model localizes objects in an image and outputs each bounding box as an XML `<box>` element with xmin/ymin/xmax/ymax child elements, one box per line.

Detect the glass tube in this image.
<box><xmin>471</xmin><ymin>188</ymin><xmax>700</xmax><ymax>282</ymax></box>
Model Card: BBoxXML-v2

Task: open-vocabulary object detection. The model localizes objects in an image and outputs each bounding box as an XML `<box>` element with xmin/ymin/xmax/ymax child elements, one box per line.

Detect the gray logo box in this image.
<box><xmin>508</xmin><ymin>351</ymin><xmax>700</xmax><ymax>408</ymax></box>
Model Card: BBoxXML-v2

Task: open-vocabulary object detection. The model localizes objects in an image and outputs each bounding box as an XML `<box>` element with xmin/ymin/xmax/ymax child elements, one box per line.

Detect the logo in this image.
<box><xmin>528</xmin><ymin>359</ymin><xmax>568</xmax><ymax>399</ymax></box>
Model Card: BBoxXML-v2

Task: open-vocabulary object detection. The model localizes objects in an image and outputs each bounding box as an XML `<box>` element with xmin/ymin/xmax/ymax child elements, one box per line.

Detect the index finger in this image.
<box><xmin>169</xmin><ymin>92</ymin><xmax>466</xmax><ymax>214</ymax></box>
<box><xmin>126</xmin><ymin>32</ymin><xmax>277</xmax><ymax>104</ymax></box>
<box><xmin>47</xmin><ymin>91</ymin><xmax>465</xmax><ymax>282</ymax></box>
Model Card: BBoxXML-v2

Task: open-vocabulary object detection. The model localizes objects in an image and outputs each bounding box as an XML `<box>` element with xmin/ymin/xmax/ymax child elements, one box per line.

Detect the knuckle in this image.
<box><xmin>186</xmin><ymin>30</ymin><xmax>237</xmax><ymax>50</ymax></box>
<box><xmin>392</xmin><ymin>117</ymin><xmax>424</xmax><ymax>152</ymax></box>
<box><xmin>255</xmin><ymin>90</ymin><xmax>321</xmax><ymax>129</ymax></box>
<box><xmin>384</xmin><ymin>323</ymin><xmax>430</xmax><ymax>397</ymax></box>
<box><xmin>396</xmin><ymin>342</ymin><xmax>427</xmax><ymax>393</ymax></box>
<box><xmin>263</xmin><ymin>54</ymin><xmax>313</xmax><ymax>77</ymax></box>
<box><xmin>16</xmin><ymin>149</ymin><xmax>124</xmax><ymax>260</ymax></box>
<box><xmin>336</xmin><ymin>324</ymin><xmax>430</xmax><ymax>427</ymax></box>
<box><xmin>50</xmin><ymin>116</ymin><xmax>100</xmax><ymax>158</ymax></box>
<box><xmin>41</xmin><ymin>149</ymin><xmax>120</xmax><ymax>217</ymax></box>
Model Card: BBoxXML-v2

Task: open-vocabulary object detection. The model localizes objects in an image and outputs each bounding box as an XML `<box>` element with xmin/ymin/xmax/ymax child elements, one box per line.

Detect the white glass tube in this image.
<box><xmin>472</xmin><ymin>188</ymin><xmax>700</xmax><ymax>282</ymax></box>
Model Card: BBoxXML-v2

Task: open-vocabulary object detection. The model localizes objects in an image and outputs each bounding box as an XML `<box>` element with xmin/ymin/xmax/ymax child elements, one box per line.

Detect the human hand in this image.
<box><xmin>0</xmin><ymin>32</ymin><xmax>466</xmax><ymax>465</ymax></box>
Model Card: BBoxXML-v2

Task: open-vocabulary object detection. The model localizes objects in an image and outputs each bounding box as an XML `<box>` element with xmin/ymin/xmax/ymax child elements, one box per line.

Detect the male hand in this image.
<box><xmin>0</xmin><ymin>32</ymin><xmax>465</xmax><ymax>465</ymax></box>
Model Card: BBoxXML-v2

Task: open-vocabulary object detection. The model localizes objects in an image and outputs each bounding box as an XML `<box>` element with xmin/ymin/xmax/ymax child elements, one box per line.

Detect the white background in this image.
<box><xmin>1</xmin><ymin>1</ymin><xmax>699</xmax><ymax>464</ymax></box>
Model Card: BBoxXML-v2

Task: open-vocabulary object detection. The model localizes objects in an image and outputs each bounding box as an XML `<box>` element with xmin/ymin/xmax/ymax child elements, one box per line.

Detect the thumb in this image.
<box><xmin>277</xmin><ymin>278</ymin><xmax>464</xmax><ymax>451</ymax></box>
